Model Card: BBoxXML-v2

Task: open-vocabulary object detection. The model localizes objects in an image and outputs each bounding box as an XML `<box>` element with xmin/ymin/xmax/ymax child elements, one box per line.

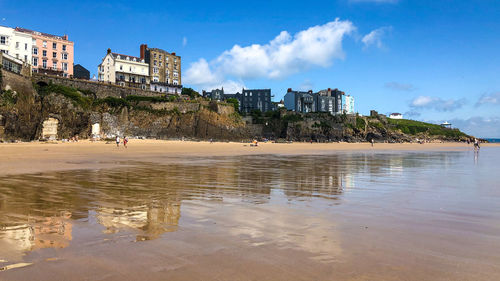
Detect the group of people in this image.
<box><xmin>115</xmin><ymin>136</ymin><xmax>128</xmax><ymax>148</ymax></box>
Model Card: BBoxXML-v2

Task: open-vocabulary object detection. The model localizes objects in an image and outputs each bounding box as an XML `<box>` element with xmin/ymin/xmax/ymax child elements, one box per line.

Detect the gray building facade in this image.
<box><xmin>284</xmin><ymin>88</ymin><xmax>345</xmax><ymax>115</ymax></box>
<box><xmin>237</xmin><ymin>89</ymin><xmax>272</xmax><ymax>113</ymax></box>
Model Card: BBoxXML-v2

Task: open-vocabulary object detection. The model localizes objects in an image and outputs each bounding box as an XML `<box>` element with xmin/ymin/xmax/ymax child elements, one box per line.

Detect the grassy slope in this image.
<box><xmin>385</xmin><ymin>118</ymin><xmax>468</xmax><ymax>138</ymax></box>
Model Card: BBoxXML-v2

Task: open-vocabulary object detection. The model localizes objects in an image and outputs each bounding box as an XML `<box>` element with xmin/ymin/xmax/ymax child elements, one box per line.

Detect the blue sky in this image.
<box><xmin>1</xmin><ymin>0</ymin><xmax>499</xmax><ymax>137</ymax></box>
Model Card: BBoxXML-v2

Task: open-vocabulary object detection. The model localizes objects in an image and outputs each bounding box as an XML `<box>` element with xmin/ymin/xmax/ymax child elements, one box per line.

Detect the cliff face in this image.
<box><xmin>0</xmin><ymin>71</ymin><xmax>248</xmax><ymax>141</ymax></box>
<box><xmin>0</xmin><ymin>71</ymin><xmax>472</xmax><ymax>142</ymax></box>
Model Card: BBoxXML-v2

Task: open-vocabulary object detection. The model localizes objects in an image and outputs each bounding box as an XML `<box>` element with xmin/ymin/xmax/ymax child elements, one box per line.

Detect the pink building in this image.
<box><xmin>15</xmin><ymin>27</ymin><xmax>74</xmax><ymax>77</ymax></box>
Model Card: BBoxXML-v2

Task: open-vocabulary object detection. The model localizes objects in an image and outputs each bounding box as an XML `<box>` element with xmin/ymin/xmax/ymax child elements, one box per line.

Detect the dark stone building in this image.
<box><xmin>284</xmin><ymin>88</ymin><xmax>345</xmax><ymax>115</ymax></box>
<box><xmin>202</xmin><ymin>88</ymin><xmax>225</xmax><ymax>101</ymax></box>
<box><xmin>284</xmin><ymin>89</ymin><xmax>316</xmax><ymax>113</ymax></box>
<box><xmin>236</xmin><ymin>89</ymin><xmax>272</xmax><ymax>113</ymax></box>
<box><xmin>73</xmin><ymin>64</ymin><xmax>90</xmax><ymax>80</ymax></box>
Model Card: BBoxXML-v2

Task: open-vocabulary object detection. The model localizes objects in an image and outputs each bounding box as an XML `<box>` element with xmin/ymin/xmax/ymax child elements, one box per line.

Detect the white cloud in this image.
<box><xmin>476</xmin><ymin>92</ymin><xmax>500</xmax><ymax>106</ymax></box>
<box><xmin>362</xmin><ymin>26</ymin><xmax>392</xmax><ymax>49</ymax></box>
<box><xmin>298</xmin><ymin>79</ymin><xmax>314</xmax><ymax>91</ymax></box>
<box><xmin>385</xmin><ymin>82</ymin><xmax>416</xmax><ymax>91</ymax></box>
<box><xmin>182</xmin><ymin>37</ymin><xmax>187</xmax><ymax>47</ymax></box>
<box><xmin>447</xmin><ymin>116</ymin><xmax>500</xmax><ymax>138</ymax></box>
<box><xmin>183</xmin><ymin>58</ymin><xmax>245</xmax><ymax>93</ymax></box>
<box><xmin>410</xmin><ymin>96</ymin><xmax>467</xmax><ymax>112</ymax></box>
<box><xmin>184</xmin><ymin>19</ymin><xmax>355</xmax><ymax>91</ymax></box>
<box><xmin>349</xmin><ymin>0</ymin><xmax>398</xmax><ymax>3</ymax></box>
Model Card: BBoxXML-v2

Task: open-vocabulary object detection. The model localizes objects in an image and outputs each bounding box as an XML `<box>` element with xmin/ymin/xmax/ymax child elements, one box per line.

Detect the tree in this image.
<box><xmin>226</xmin><ymin>98</ymin><xmax>239</xmax><ymax>113</ymax></box>
<box><xmin>181</xmin><ymin>87</ymin><xmax>200</xmax><ymax>99</ymax></box>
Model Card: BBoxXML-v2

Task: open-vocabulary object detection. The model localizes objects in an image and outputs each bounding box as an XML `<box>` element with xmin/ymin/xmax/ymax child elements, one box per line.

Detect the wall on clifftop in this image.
<box><xmin>32</xmin><ymin>73</ymin><xmax>165</xmax><ymax>99</ymax></box>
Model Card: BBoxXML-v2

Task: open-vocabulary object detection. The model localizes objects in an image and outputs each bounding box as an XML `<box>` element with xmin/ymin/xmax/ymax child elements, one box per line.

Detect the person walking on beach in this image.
<box><xmin>116</xmin><ymin>135</ymin><xmax>120</xmax><ymax>148</ymax></box>
<box><xmin>474</xmin><ymin>138</ymin><xmax>480</xmax><ymax>151</ymax></box>
<box><xmin>371</xmin><ymin>139</ymin><xmax>374</xmax><ymax>147</ymax></box>
<box><xmin>123</xmin><ymin>136</ymin><xmax>128</xmax><ymax>148</ymax></box>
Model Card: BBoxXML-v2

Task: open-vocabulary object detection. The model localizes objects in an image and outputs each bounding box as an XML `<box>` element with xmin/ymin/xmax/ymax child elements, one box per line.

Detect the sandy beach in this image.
<box><xmin>0</xmin><ymin>139</ymin><xmax>496</xmax><ymax>176</ymax></box>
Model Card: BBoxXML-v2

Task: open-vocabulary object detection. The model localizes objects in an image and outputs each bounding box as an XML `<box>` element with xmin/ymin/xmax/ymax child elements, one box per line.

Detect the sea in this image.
<box><xmin>1</xmin><ymin>148</ymin><xmax>500</xmax><ymax>280</ymax></box>
<box><xmin>485</xmin><ymin>138</ymin><xmax>500</xmax><ymax>143</ymax></box>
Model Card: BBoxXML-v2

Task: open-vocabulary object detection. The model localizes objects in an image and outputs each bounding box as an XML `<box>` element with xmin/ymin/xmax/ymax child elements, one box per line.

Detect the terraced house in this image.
<box><xmin>97</xmin><ymin>48</ymin><xmax>149</xmax><ymax>89</ymax></box>
<box><xmin>140</xmin><ymin>44</ymin><xmax>182</xmax><ymax>95</ymax></box>
<box><xmin>15</xmin><ymin>27</ymin><xmax>74</xmax><ymax>77</ymax></box>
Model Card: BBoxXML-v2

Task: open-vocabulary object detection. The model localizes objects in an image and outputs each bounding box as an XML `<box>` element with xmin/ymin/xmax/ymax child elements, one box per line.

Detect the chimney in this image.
<box><xmin>62</xmin><ymin>35</ymin><xmax>68</xmax><ymax>40</ymax></box>
<box><xmin>107</xmin><ymin>48</ymin><xmax>111</xmax><ymax>54</ymax></box>
<box><xmin>172</xmin><ymin>52</ymin><xmax>176</xmax><ymax>56</ymax></box>
<box><xmin>287</xmin><ymin>88</ymin><xmax>292</xmax><ymax>92</ymax></box>
<box><xmin>140</xmin><ymin>44</ymin><xmax>148</xmax><ymax>60</ymax></box>
<box><xmin>308</xmin><ymin>90</ymin><xmax>313</xmax><ymax>93</ymax></box>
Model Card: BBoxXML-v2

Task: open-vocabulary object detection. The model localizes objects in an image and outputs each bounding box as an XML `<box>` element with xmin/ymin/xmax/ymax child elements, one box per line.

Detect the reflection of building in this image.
<box><xmin>0</xmin><ymin>213</ymin><xmax>73</xmax><ymax>260</ymax></box>
<box><xmin>96</xmin><ymin>202</ymin><xmax>180</xmax><ymax>241</ymax></box>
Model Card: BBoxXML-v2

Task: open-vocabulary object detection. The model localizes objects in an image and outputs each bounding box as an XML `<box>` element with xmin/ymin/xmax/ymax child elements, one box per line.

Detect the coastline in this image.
<box><xmin>0</xmin><ymin>140</ymin><xmax>497</xmax><ymax>176</ymax></box>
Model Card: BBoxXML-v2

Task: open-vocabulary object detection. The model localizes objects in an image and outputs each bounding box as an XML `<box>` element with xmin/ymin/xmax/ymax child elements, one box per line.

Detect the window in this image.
<box><xmin>43</xmin><ymin>41</ymin><xmax>47</xmax><ymax>48</ymax></box>
<box><xmin>62</xmin><ymin>45</ymin><xmax>66</xmax><ymax>51</ymax></box>
<box><xmin>53</xmin><ymin>52</ymin><xmax>57</xmax><ymax>58</ymax></box>
<box><xmin>52</xmin><ymin>42</ymin><xmax>57</xmax><ymax>49</ymax></box>
<box><xmin>159</xmin><ymin>62</ymin><xmax>162</xmax><ymax>67</ymax></box>
<box><xmin>24</xmin><ymin>55</ymin><xmax>27</xmax><ymax>62</ymax></box>
<box><xmin>33</xmin><ymin>47</ymin><xmax>38</xmax><ymax>55</ymax></box>
<box><xmin>159</xmin><ymin>55</ymin><xmax>162</xmax><ymax>60</ymax></box>
<box><xmin>53</xmin><ymin>62</ymin><xmax>57</xmax><ymax>70</ymax></box>
<box><xmin>62</xmin><ymin>63</ymin><xmax>68</xmax><ymax>71</ymax></box>
<box><xmin>62</xmin><ymin>53</ymin><xmax>67</xmax><ymax>60</ymax></box>
<box><xmin>33</xmin><ymin>57</ymin><xmax>38</xmax><ymax>66</ymax></box>
<box><xmin>42</xmin><ymin>59</ymin><xmax>47</xmax><ymax>68</ymax></box>
<box><xmin>25</xmin><ymin>43</ymin><xmax>28</xmax><ymax>50</ymax></box>
<box><xmin>153</xmin><ymin>67</ymin><xmax>158</xmax><ymax>74</ymax></box>
<box><xmin>120</xmin><ymin>65</ymin><xmax>123</xmax><ymax>70</ymax></box>
<box><xmin>42</xmin><ymin>50</ymin><xmax>47</xmax><ymax>57</ymax></box>
<box><xmin>0</xmin><ymin>36</ymin><xmax>7</xmax><ymax>45</ymax></box>
<box><xmin>153</xmin><ymin>53</ymin><xmax>156</xmax><ymax>58</ymax></box>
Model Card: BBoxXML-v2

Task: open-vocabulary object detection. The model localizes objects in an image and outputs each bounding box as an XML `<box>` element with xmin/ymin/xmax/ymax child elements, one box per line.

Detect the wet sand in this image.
<box><xmin>1</xmin><ymin>149</ymin><xmax>500</xmax><ymax>280</ymax></box>
<box><xmin>0</xmin><ymin>140</ymin><xmax>496</xmax><ymax>176</ymax></box>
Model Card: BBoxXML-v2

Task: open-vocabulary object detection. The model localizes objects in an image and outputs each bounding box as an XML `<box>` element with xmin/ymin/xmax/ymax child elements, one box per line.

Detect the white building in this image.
<box><xmin>389</xmin><ymin>113</ymin><xmax>403</xmax><ymax>119</ymax></box>
<box><xmin>342</xmin><ymin>95</ymin><xmax>355</xmax><ymax>114</ymax></box>
<box><xmin>98</xmin><ymin>49</ymin><xmax>149</xmax><ymax>89</ymax></box>
<box><xmin>150</xmin><ymin>82</ymin><xmax>182</xmax><ymax>95</ymax></box>
<box><xmin>0</xmin><ymin>25</ymin><xmax>32</xmax><ymax>65</ymax></box>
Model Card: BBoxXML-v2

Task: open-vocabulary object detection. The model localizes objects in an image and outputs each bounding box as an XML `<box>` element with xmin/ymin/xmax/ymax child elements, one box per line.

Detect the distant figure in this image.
<box><xmin>210</xmin><ymin>138</ymin><xmax>213</xmax><ymax>144</ymax></box>
<box><xmin>371</xmin><ymin>139</ymin><xmax>374</xmax><ymax>147</ymax></box>
<box><xmin>467</xmin><ymin>139</ymin><xmax>470</xmax><ymax>145</ymax></box>
<box><xmin>474</xmin><ymin>138</ymin><xmax>480</xmax><ymax>151</ymax></box>
<box><xmin>116</xmin><ymin>136</ymin><xmax>120</xmax><ymax>148</ymax></box>
<box><xmin>123</xmin><ymin>136</ymin><xmax>128</xmax><ymax>148</ymax></box>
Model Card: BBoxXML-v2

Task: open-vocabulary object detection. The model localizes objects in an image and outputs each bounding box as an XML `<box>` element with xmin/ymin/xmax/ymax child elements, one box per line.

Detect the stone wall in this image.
<box><xmin>1</xmin><ymin>69</ymin><xmax>35</xmax><ymax>94</ymax></box>
<box><xmin>32</xmin><ymin>73</ymin><xmax>167</xmax><ymax>99</ymax></box>
<box><xmin>150</xmin><ymin>102</ymin><xmax>200</xmax><ymax>113</ymax></box>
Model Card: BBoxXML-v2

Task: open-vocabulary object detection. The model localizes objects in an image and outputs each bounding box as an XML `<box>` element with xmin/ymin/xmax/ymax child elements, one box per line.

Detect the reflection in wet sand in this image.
<box><xmin>1</xmin><ymin>150</ymin><xmax>500</xmax><ymax>280</ymax></box>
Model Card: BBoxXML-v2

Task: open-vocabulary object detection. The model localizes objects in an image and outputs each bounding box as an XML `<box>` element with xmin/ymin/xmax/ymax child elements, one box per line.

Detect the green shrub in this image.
<box><xmin>46</xmin><ymin>84</ymin><xmax>92</xmax><ymax>109</ymax></box>
<box><xmin>356</xmin><ymin>117</ymin><xmax>365</xmax><ymax>130</ymax></box>
<box><xmin>94</xmin><ymin>96</ymin><xmax>130</xmax><ymax>108</ymax></box>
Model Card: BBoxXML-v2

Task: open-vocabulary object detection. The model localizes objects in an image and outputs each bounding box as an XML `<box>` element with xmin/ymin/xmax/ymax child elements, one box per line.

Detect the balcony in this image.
<box><xmin>36</xmin><ymin>66</ymin><xmax>64</xmax><ymax>76</ymax></box>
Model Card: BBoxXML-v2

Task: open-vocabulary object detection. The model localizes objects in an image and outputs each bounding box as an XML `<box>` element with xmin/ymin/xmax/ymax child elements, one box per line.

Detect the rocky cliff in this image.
<box><xmin>0</xmin><ymin>70</ymin><xmax>472</xmax><ymax>142</ymax></box>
